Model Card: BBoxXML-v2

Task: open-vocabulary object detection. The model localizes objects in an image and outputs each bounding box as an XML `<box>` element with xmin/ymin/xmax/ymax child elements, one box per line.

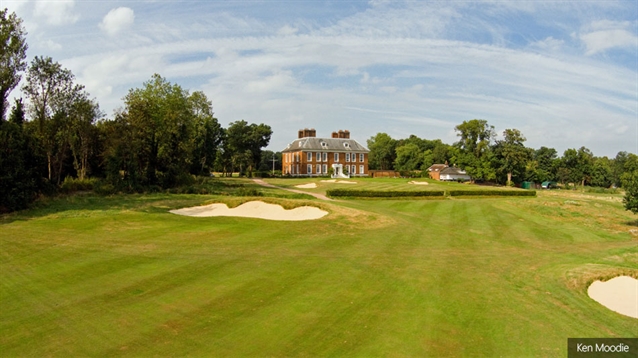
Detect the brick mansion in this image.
<box><xmin>281</xmin><ymin>128</ymin><xmax>370</xmax><ymax>178</ymax></box>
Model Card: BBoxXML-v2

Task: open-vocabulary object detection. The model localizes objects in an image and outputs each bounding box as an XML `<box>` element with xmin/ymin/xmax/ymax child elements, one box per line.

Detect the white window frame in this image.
<box><xmin>360</xmin><ymin>165</ymin><xmax>364</xmax><ymax>174</ymax></box>
<box><xmin>351</xmin><ymin>165</ymin><xmax>356</xmax><ymax>175</ymax></box>
<box><xmin>316</xmin><ymin>152</ymin><xmax>321</xmax><ymax>162</ymax></box>
<box><xmin>307</xmin><ymin>164</ymin><xmax>312</xmax><ymax>174</ymax></box>
<box><xmin>360</xmin><ymin>153</ymin><xmax>365</xmax><ymax>162</ymax></box>
<box><xmin>346</xmin><ymin>153</ymin><xmax>350</xmax><ymax>162</ymax></box>
<box><xmin>316</xmin><ymin>164</ymin><xmax>321</xmax><ymax>174</ymax></box>
<box><xmin>322</xmin><ymin>152</ymin><xmax>327</xmax><ymax>162</ymax></box>
<box><xmin>322</xmin><ymin>164</ymin><xmax>327</xmax><ymax>174</ymax></box>
<box><xmin>334</xmin><ymin>153</ymin><xmax>339</xmax><ymax>162</ymax></box>
<box><xmin>307</xmin><ymin>152</ymin><xmax>312</xmax><ymax>161</ymax></box>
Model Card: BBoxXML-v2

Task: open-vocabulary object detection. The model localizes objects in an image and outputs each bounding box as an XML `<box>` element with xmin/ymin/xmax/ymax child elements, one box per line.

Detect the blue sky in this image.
<box><xmin>3</xmin><ymin>0</ymin><xmax>637</xmax><ymax>157</ymax></box>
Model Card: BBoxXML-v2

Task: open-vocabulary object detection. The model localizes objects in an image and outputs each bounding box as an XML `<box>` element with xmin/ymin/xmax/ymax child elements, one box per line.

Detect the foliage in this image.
<box><xmin>558</xmin><ymin>147</ymin><xmax>593</xmax><ymax>186</ymax></box>
<box><xmin>621</xmin><ymin>170</ymin><xmax>638</xmax><ymax>214</ymax></box>
<box><xmin>367</xmin><ymin>132</ymin><xmax>397</xmax><ymax>170</ymax></box>
<box><xmin>189</xmin><ymin>91</ymin><xmax>223</xmax><ymax>175</ymax></box>
<box><xmin>394</xmin><ymin>143</ymin><xmax>423</xmax><ymax>171</ymax></box>
<box><xmin>453</xmin><ymin>119</ymin><xmax>496</xmax><ymax>181</ymax></box>
<box><xmin>492</xmin><ymin>128</ymin><xmax>530</xmax><ymax>185</ymax></box>
<box><xmin>0</xmin><ymin>119</ymin><xmax>42</xmax><ymax>211</ymax></box>
<box><xmin>447</xmin><ymin>190</ymin><xmax>536</xmax><ymax>197</ymax></box>
<box><xmin>0</xmin><ymin>9</ymin><xmax>28</xmax><ymax>121</ymax></box>
<box><xmin>59</xmin><ymin>177</ymin><xmax>97</xmax><ymax>193</ymax></box>
<box><xmin>22</xmin><ymin>56</ymin><xmax>80</xmax><ymax>184</ymax></box>
<box><xmin>327</xmin><ymin>189</ymin><xmax>445</xmax><ymax>198</ymax></box>
<box><xmin>222</xmin><ymin>120</ymin><xmax>272</xmax><ymax>176</ymax></box>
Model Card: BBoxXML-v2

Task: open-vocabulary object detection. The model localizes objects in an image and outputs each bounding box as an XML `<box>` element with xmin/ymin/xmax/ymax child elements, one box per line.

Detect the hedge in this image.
<box><xmin>326</xmin><ymin>189</ymin><xmax>445</xmax><ymax>198</ymax></box>
<box><xmin>447</xmin><ymin>190</ymin><xmax>536</xmax><ymax>197</ymax></box>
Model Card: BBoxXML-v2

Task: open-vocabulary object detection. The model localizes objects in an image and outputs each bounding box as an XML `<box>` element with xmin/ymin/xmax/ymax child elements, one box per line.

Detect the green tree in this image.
<box><xmin>68</xmin><ymin>95</ymin><xmax>102</xmax><ymax>180</ymax></box>
<box><xmin>0</xmin><ymin>101</ymin><xmax>43</xmax><ymax>212</ymax></box>
<box><xmin>590</xmin><ymin>157</ymin><xmax>613</xmax><ymax>188</ymax></box>
<box><xmin>453</xmin><ymin>119</ymin><xmax>496</xmax><ymax>181</ymax></box>
<box><xmin>0</xmin><ymin>9</ymin><xmax>28</xmax><ymax>121</ymax></box>
<box><xmin>224</xmin><ymin>120</ymin><xmax>272</xmax><ymax>176</ymax></box>
<box><xmin>189</xmin><ymin>91</ymin><xmax>222</xmax><ymax>175</ymax></box>
<box><xmin>621</xmin><ymin>170</ymin><xmax>638</xmax><ymax>214</ymax></box>
<box><xmin>367</xmin><ymin>132</ymin><xmax>397</xmax><ymax>170</ymax></box>
<box><xmin>559</xmin><ymin>147</ymin><xmax>594</xmax><ymax>186</ymax></box>
<box><xmin>122</xmin><ymin>74</ymin><xmax>195</xmax><ymax>187</ymax></box>
<box><xmin>526</xmin><ymin>146</ymin><xmax>558</xmax><ymax>183</ymax></box>
<box><xmin>493</xmin><ymin>128</ymin><xmax>530</xmax><ymax>185</ymax></box>
<box><xmin>22</xmin><ymin>56</ymin><xmax>75</xmax><ymax>183</ymax></box>
<box><xmin>394</xmin><ymin>143</ymin><xmax>423</xmax><ymax>171</ymax></box>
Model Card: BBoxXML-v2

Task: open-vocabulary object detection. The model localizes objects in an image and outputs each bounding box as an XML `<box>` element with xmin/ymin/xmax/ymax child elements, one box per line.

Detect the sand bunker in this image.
<box><xmin>170</xmin><ymin>201</ymin><xmax>328</xmax><ymax>221</ymax></box>
<box><xmin>295</xmin><ymin>183</ymin><xmax>317</xmax><ymax>189</ymax></box>
<box><xmin>587</xmin><ymin>276</ymin><xmax>637</xmax><ymax>319</ymax></box>
<box><xmin>320</xmin><ymin>180</ymin><xmax>357</xmax><ymax>184</ymax></box>
<box><xmin>409</xmin><ymin>181</ymin><xmax>429</xmax><ymax>185</ymax></box>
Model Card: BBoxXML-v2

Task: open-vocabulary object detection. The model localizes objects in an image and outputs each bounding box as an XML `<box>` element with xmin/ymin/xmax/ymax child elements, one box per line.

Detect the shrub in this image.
<box><xmin>93</xmin><ymin>181</ymin><xmax>117</xmax><ymax>196</ymax></box>
<box><xmin>59</xmin><ymin>177</ymin><xmax>98</xmax><ymax>193</ymax></box>
<box><xmin>234</xmin><ymin>187</ymin><xmax>263</xmax><ymax>197</ymax></box>
<box><xmin>447</xmin><ymin>190</ymin><xmax>536</xmax><ymax>197</ymax></box>
<box><xmin>327</xmin><ymin>189</ymin><xmax>445</xmax><ymax>198</ymax></box>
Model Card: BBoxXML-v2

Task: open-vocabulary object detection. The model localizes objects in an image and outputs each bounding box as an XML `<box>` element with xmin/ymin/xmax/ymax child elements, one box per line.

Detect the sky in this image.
<box><xmin>2</xmin><ymin>0</ymin><xmax>637</xmax><ymax>157</ymax></box>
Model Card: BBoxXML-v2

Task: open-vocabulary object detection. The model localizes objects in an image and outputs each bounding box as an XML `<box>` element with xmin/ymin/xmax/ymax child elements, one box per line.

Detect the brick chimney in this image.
<box><xmin>298</xmin><ymin>128</ymin><xmax>317</xmax><ymax>138</ymax></box>
<box><xmin>331</xmin><ymin>131</ymin><xmax>339</xmax><ymax>138</ymax></box>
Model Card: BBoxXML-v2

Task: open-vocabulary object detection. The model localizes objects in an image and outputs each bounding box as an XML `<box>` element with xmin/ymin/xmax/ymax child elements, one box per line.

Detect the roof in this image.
<box><xmin>440</xmin><ymin>167</ymin><xmax>470</xmax><ymax>176</ymax></box>
<box><xmin>282</xmin><ymin>137</ymin><xmax>369</xmax><ymax>153</ymax></box>
<box><xmin>428</xmin><ymin>164</ymin><xmax>448</xmax><ymax>172</ymax></box>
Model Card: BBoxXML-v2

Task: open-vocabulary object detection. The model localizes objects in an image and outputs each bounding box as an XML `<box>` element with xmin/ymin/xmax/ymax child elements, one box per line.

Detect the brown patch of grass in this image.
<box><xmin>564</xmin><ymin>264</ymin><xmax>638</xmax><ymax>291</ymax></box>
<box><xmin>509</xmin><ymin>191</ymin><xmax>638</xmax><ymax>235</ymax></box>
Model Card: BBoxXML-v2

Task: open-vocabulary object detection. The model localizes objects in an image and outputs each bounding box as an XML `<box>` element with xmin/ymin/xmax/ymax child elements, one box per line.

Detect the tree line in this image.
<box><xmin>0</xmin><ymin>9</ymin><xmax>272</xmax><ymax>212</ymax></box>
<box><xmin>367</xmin><ymin>118</ymin><xmax>638</xmax><ymax>189</ymax></box>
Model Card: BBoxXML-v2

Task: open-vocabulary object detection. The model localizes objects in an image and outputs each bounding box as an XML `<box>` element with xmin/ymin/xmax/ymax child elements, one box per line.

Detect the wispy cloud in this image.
<box><xmin>99</xmin><ymin>7</ymin><xmax>134</xmax><ymax>36</ymax></box>
<box><xmin>6</xmin><ymin>0</ymin><xmax>638</xmax><ymax>156</ymax></box>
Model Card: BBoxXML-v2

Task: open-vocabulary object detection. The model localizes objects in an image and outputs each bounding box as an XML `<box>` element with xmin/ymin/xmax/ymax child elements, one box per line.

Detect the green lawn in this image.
<box><xmin>1</xmin><ymin>179</ymin><xmax>636</xmax><ymax>356</ymax></box>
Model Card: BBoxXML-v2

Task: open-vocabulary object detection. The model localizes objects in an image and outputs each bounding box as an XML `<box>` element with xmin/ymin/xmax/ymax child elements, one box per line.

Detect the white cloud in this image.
<box><xmin>33</xmin><ymin>0</ymin><xmax>78</xmax><ymax>26</ymax></box>
<box><xmin>99</xmin><ymin>7</ymin><xmax>135</xmax><ymax>36</ymax></box>
<box><xmin>580</xmin><ymin>29</ymin><xmax>638</xmax><ymax>55</ymax></box>
<box><xmin>44</xmin><ymin>39</ymin><xmax>62</xmax><ymax>51</ymax></box>
<box><xmin>277</xmin><ymin>25</ymin><xmax>298</xmax><ymax>36</ymax></box>
<box><xmin>530</xmin><ymin>36</ymin><xmax>564</xmax><ymax>51</ymax></box>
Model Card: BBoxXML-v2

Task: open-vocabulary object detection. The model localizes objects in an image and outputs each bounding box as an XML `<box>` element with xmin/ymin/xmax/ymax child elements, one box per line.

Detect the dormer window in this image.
<box><xmin>320</xmin><ymin>142</ymin><xmax>327</xmax><ymax>148</ymax></box>
<box><xmin>344</xmin><ymin>143</ymin><xmax>350</xmax><ymax>148</ymax></box>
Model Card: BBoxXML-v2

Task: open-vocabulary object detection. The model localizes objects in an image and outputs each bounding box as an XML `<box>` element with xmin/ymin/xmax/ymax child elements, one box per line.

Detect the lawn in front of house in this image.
<box><xmin>1</xmin><ymin>179</ymin><xmax>635</xmax><ymax>356</ymax></box>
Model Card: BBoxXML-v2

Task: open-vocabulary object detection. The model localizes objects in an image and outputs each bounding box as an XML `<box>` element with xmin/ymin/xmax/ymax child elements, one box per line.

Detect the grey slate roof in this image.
<box><xmin>440</xmin><ymin>167</ymin><xmax>469</xmax><ymax>175</ymax></box>
<box><xmin>282</xmin><ymin>137</ymin><xmax>370</xmax><ymax>153</ymax></box>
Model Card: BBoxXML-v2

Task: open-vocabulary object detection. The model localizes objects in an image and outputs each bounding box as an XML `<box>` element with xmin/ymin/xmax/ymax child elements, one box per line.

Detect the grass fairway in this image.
<box><xmin>1</xmin><ymin>180</ymin><xmax>637</xmax><ymax>356</ymax></box>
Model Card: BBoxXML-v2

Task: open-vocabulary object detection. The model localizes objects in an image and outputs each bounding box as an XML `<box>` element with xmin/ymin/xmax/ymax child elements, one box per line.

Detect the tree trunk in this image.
<box><xmin>507</xmin><ymin>171</ymin><xmax>512</xmax><ymax>185</ymax></box>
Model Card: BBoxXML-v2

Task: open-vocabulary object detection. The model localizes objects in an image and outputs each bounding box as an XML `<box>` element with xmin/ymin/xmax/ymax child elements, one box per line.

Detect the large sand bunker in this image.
<box><xmin>409</xmin><ymin>181</ymin><xmax>429</xmax><ymax>185</ymax></box>
<box><xmin>320</xmin><ymin>180</ymin><xmax>357</xmax><ymax>184</ymax></box>
<box><xmin>295</xmin><ymin>183</ymin><xmax>317</xmax><ymax>189</ymax></box>
<box><xmin>587</xmin><ymin>276</ymin><xmax>637</xmax><ymax>318</ymax></box>
<box><xmin>170</xmin><ymin>201</ymin><xmax>328</xmax><ymax>221</ymax></box>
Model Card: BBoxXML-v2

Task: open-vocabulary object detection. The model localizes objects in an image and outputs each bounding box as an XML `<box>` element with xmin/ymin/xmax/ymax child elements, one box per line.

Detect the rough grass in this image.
<box><xmin>1</xmin><ymin>179</ymin><xmax>636</xmax><ymax>356</ymax></box>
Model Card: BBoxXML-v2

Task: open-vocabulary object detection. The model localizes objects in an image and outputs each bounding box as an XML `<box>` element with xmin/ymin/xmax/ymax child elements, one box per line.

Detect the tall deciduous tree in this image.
<box><xmin>453</xmin><ymin>119</ymin><xmax>496</xmax><ymax>181</ymax></box>
<box><xmin>394</xmin><ymin>143</ymin><xmax>422</xmax><ymax>171</ymax></box>
<box><xmin>0</xmin><ymin>9</ymin><xmax>28</xmax><ymax>121</ymax></box>
<box><xmin>367</xmin><ymin>133</ymin><xmax>397</xmax><ymax>170</ymax></box>
<box><xmin>189</xmin><ymin>91</ymin><xmax>222</xmax><ymax>175</ymax></box>
<box><xmin>122</xmin><ymin>74</ymin><xmax>195</xmax><ymax>187</ymax></box>
<box><xmin>559</xmin><ymin>147</ymin><xmax>594</xmax><ymax>186</ymax></box>
<box><xmin>622</xmin><ymin>170</ymin><xmax>638</xmax><ymax>214</ymax></box>
<box><xmin>493</xmin><ymin>128</ymin><xmax>530</xmax><ymax>185</ymax></box>
<box><xmin>224</xmin><ymin>120</ymin><xmax>272</xmax><ymax>175</ymax></box>
<box><xmin>22</xmin><ymin>56</ymin><xmax>75</xmax><ymax>182</ymax></box>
